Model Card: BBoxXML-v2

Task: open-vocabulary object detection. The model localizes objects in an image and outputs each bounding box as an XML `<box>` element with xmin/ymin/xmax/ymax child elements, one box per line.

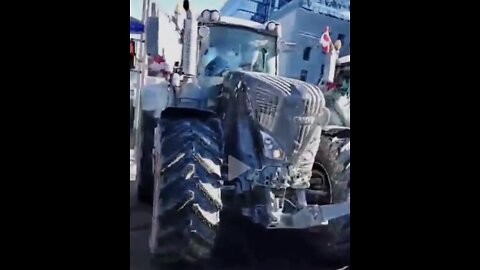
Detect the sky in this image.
<box><xmin>131</xmin><ymin>0</ymin><xmax>227</xmax><ymax>19</ymax></box>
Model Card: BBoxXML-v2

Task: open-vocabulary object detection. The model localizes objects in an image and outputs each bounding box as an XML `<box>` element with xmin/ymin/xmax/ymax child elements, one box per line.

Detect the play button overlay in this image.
<box><xmin>227</xmin><ymin>155</ymin><xmax>251</xmax><ymax>180</ymax></box>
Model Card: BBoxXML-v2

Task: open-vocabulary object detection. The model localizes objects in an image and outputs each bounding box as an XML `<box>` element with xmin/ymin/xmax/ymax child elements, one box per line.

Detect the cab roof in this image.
<box><xmin>197</xmin><ymin>14</ymin><xmax>267</xmax><ymax>31</ymax></box>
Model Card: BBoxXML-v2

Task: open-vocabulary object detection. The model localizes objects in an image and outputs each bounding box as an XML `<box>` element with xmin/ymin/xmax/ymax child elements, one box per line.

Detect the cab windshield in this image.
<box><xmin>197</xmin><ymin>25</ymin><xmax>277</xmax><ymax>77</ymax></box>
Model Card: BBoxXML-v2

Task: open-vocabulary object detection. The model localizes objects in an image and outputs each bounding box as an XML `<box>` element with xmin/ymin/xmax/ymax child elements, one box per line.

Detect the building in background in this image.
<box><xmin>221</xmin><ymin>0</ymin><xmax>350</xmax><ymax>85</ymax></box>
<box><xmin>144</xmin><ymin>3</ymin><xmax>183</xmax><ymax>69</ymax></box>
<box><xmin>156</xmin><ymin>8</ymin><xmax>183</xmax><ymax>69</ymax></box>
<box><xmin>221</xmin><ymin>0</ymin><xmax>278</xmax><ymax>23</ymax></box>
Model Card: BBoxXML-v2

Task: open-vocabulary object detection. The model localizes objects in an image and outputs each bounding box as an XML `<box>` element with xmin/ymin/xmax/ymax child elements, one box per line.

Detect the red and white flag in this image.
<box><xmin>320</xmin><ymin>26</ymin><xmax>331</xmax><ymax>53</ymax></box>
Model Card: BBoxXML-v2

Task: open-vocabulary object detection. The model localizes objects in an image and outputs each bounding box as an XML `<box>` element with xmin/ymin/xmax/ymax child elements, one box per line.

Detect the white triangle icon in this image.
<box><xmin>228</xmin><ymin>155</ymin><xmax>251</xmax><ymax>180</ymax></box>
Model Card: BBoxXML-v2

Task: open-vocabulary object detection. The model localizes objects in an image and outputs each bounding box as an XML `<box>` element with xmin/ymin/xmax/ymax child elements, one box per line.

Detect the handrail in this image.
<box><xmin>133</xmin><ymin>0</ymin><xmax>151</xmax><ymax>181</ymax></box>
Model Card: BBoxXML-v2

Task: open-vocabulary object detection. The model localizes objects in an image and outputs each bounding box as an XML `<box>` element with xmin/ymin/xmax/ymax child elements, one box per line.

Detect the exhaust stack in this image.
<box><xmin>180</xmin><ymin>0</ymin><xmax>198</xmax><ymax>83</ymax></box>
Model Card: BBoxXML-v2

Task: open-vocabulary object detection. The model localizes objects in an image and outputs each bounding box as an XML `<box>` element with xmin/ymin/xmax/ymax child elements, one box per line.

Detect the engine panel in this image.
<box><xmin>221</xmin><ymin>71</ymin><xmax>330</xmax><ymax>175</ymax></box>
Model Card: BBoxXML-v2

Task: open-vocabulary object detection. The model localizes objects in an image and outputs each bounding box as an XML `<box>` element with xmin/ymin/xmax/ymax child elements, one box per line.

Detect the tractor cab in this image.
<box><xmin>175</xmin><ymin>10</ymin><xmax>282</xmax><ymax>109</ymax></box>
<box><xmin>196</xmin><ymin>12</ymin><xmax>280</xmax><ymax>82</ymax></box>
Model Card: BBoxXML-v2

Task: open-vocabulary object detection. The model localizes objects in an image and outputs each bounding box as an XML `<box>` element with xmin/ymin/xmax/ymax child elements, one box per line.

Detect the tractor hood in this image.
<box><xmin>223</xmin><ymin>71</ymin><xmax>330</xmax><ymax>171</ymax></box>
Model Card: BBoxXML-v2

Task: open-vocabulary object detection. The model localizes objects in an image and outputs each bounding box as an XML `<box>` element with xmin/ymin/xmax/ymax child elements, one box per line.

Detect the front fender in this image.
<box><xmin>322</xmin><ymin>126</ymin><xmax>350</xmax><ymax>138</ymax></box>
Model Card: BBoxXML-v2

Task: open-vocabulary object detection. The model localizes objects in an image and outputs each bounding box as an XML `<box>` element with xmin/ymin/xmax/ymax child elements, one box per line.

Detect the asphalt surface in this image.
<box><xmin>130</xmin><ymin>151</ymin><xmax>349</xmax><ymax>270</ymax></box>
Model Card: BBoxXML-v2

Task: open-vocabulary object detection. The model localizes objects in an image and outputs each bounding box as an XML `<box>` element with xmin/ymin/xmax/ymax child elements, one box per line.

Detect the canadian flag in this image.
<box><xmin>320</xmin><ymin>26</ymin><xmax>331</xmax><ymax>53</ymax></box>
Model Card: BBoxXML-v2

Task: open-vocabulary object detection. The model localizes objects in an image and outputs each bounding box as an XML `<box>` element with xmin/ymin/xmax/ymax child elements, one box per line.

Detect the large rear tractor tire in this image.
<box><xmin>150</xmin><ymin>109</ymin><xmax>224</xmax><ymax>266</ymax></box>
<box><xmin>306</xmin><ymin>134</ymin><xmax>350</xmax><ymax>267</ymax></box>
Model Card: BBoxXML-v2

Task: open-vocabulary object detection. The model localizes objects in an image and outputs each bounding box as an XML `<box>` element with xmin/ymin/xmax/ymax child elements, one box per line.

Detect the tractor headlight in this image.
<box><xmin>260</xmin><ymin>131</ymin><xmax>285</xmax><ymax>160</ymax></box>
<box><xmin>198</xmin><ymin>26</ymin><xmax>210</xmax><ymax>38</ymax></box>
<box><xmin>200</xmin><ymin>9</ymin><xmax>221</xmax><ymax>22</ymax></box>
<box><xmin>201</xmin><ymin>10</ymin><xmax>211</xmax><ymax>21</ymax></box>
<box><xmin>266</xmin><ymin>21</ymin><xmax>277</xmax><ymax>31</ymax></box>
<box><xmin>210</xmin><ymin>10</ymin><xmax>221</xmax><ymax>21</ymax></box>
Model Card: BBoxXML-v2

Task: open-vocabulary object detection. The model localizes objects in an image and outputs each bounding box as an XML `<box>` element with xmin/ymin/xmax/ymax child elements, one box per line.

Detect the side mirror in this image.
<box><xmin>173</xmin><ymin>67</ymin><xmax>183</xmax><ymax>75</ymax></box>
<box><xmin>278</xmin><ymin>39</ymin><xmax>297</xmax><ymax>52</ymax></box>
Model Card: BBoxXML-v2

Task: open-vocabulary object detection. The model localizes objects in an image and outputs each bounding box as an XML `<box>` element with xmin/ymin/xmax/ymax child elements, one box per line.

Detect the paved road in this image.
<box><xmin>130</xmin><ymin>151</ymin><xmax>348</xmax><ymax>270</ymax></box>
<box><xmin>130</xmin><ymin>181</ymin><xmax>155</xmax><ymax>270</ymax></box>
